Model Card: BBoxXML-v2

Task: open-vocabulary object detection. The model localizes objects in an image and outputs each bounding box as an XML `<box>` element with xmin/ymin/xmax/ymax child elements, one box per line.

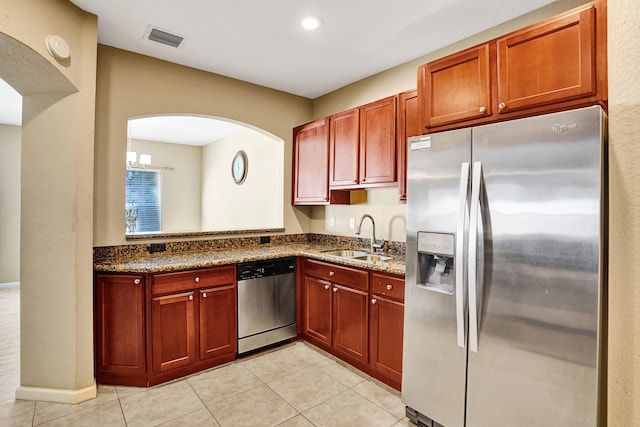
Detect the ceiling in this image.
<box><xmin>69</xmin><ymin>0</ymin><xmax>558</xmax><ymax>99</ymax></box>
<box><xmin>1</xmin><ymin>0</ymin><xmax>560</xmax><ymax>134</ymax></box>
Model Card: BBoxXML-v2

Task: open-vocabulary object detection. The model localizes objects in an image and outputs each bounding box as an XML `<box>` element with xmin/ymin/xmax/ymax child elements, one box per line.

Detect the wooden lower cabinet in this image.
<box><xmin>304</xmin><ymin>276</ymin><xmax>333</xmax><ymax>345</ymax></box>
<box><xmin>95</xmin><ymin>265</ymin><xmax>237</xmax><ymax>387</ymax></box>
<box><xmin>332</xmin><ymin>284</ymin><xmax>369</xmax><ymax>363</ymax></box>
<box><xmin>370</xmin><ymin>295</ymin><xmax>404</xmax><ymax>385</ymax></box>
<box><xmin>198</xmin><ymin>285</ymin><xmax>237</xmax><ymax>360</ymax></box>
<box><xmin>151</xmin><ymin>291</ymin><xmax>196</xmax><ymax>372</ymax></box>
<box><xmin>301</xmin><ymin>258</ymin><xmax>405</xmax><ymax>390</ymax></box>
<box><xmin>95</xmin><ymin>274</ymin><xmax>146</xmax><ymax>381</ymax></box>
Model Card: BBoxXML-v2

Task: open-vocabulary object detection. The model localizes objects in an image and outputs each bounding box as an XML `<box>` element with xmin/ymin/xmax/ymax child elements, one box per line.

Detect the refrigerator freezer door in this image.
<box><xmin>402</xmin><ymin>128</ymin><xmax>470</xmax><ymax>427</ymax></box>
<box><xmin>465</xmin><ymin>107</ymin><xmax>605</xmax><ymax>426</ymax></box>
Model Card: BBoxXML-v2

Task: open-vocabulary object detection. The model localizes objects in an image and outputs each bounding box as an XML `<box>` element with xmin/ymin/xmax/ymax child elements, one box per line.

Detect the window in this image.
<box><xmin>125</xmin><ymin>169</ymin><xmax>161</xmax><ymax>233</ymax></box>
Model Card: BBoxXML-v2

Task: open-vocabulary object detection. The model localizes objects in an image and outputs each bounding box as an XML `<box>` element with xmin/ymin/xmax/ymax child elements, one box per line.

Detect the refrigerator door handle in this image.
<box><xmin>456</xmin><ymin>162</ymin><xmax>470</xmax><ymax>349</ymax></box>
<box><xmin>468</xmin><ymin>161</ymin><xmax>482</xmax><ymax>353</ymax></box>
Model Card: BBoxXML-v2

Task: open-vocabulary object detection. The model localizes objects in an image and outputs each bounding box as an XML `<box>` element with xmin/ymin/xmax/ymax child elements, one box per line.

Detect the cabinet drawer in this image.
<box><xmin>305</xmin><ymin>259</ymin><xmax>368</xmax><ymax>291</ymax></box>
<box><xmin>152</xmin><ymin>266</ymin><xmax>236</xmax><ymax>295</ymax></box>
<box><xmin>371</xmin><ymin>273</ymin><xmax>405</xmax><ymax>301</ymax></box>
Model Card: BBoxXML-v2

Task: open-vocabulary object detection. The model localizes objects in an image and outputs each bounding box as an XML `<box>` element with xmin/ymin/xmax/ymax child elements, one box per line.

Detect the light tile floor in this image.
<box><xmin>0</xmin><ymin>287</ymin><xmax>412</xmax><ymax>427</ymax></box>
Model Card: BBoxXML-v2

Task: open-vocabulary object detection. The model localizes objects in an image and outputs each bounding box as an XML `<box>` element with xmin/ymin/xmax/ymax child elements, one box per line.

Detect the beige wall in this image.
<box><xmin>202</xmin><ymin>129</ymin><xmax>283</xmax><ymax>231</ymax></box>
<box><xmin>94</xmin><ymin>46</ymin><xmax>313</xmax><ymax>246</ymax></box>
<box><xmin>1</xmin><ymin>0</ymin><xmax>98</xmax><ymax>402</ymax></box>
<box><xmin>0</xmin><ymin>124</ymin><xmax>20</xmax><ymax>283</ymax></box>
<box><xmin>607</xmin><ymin>0</ymin><xmax>640</xmax><ymax>424</ymax></box>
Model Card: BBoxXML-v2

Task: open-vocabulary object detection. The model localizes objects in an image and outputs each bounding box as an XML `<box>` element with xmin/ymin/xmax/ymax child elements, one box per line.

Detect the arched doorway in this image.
<box><xmin>1</xmin><ymin>26</ymin><xmax>97</xmax><ymax>403</ymax></box>
<box><xmin>0</xmin><ymin>77</ymin><xmax>22</xmax><ymax>402</ymax></box>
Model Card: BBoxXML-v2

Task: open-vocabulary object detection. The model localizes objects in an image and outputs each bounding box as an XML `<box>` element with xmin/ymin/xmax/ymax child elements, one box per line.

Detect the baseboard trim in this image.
<box><xmin>15</xmin><ymin>383</ymin><xmax>97</xmax><ymax>404</ymax></box>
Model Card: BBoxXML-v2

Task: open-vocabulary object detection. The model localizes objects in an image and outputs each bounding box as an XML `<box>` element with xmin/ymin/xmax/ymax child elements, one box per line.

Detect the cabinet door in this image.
<box><xmin>152</xmin><ymin>291</ymin><xmax>196</xmax><ymax>372</ymax></box>
<box><xmin>95</xmin><ymin>274</ymin><xmax>146</xmax><ymax>376</ymax></box>
<box><xmin>332</xmin><ymin>284</ymin><xmax>369</xmax><ymax>363</ymax></box>
<box><xmin>421</xmin><ymin>44</ymin><xmax>492</xmax><ymax>128</ymax></box>
<box><xmin>329</xmin><ymin>108</ymin><xmax>359</xmax><ymax>188</ymax></box>
<box><xmin>496</xmin><ymin>4</ymin><xmax>596</xmax><ymax>113</ymax></box>
<box><xmin>292</xmin><ymin>118</ymin><xmax>330</xmax><ymax>205</ymax></box>
<box><xmin>199</xmin><ymin>285</ymin><xmax>237</xmax><ymax>361</ymax></box>
<box><xmin>359</xmin><ymin>96</ymin><xmax>397</xmax><ymax>185</ymax></box>
<box><xmin>397</xmin><ymin>90</ymin><xmax>420</xmax><ymax>203</ymax></box>
<box><xmin>304</xmin><ymin>276</ymin><xmax>332</xmax><ymax>345</ymax></box>
<box><xmin>370</xmin><ymin>295</ymin><xmax>404</xmax><ymax>385</ymax></box>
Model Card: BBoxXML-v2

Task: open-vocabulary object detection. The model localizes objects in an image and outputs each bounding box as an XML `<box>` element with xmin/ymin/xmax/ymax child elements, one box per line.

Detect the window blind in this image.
<box><xmin>125</xmin><ymin>169</ymin><xmax>161</xmax><ymax>233</ymax></box>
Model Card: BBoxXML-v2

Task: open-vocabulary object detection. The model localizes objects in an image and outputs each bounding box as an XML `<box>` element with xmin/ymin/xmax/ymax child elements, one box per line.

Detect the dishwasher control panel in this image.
<box><xmin>237</xmin><ymin>257</ymin><xmax>296</xmax><ymax>281</ymax></box>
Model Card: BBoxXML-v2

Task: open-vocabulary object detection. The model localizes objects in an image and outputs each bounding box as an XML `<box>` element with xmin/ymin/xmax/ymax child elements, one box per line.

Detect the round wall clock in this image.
<box><xmin>231</xmin><ymin>150</ymin><xmax>248</xmax><ymax>184</ymax></box>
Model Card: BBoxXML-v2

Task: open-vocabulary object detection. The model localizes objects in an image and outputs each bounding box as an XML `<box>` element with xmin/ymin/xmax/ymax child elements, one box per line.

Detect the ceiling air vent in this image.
<box><xmin>147</xmin><ymin>27</ymin><xmax>185</xmax><ymax>48</ymax></box>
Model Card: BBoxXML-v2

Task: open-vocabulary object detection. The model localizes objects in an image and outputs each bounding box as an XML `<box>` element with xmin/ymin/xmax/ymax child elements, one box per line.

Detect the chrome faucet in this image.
<box><xmin>356</xmin><ymin>214</ymin><xmax>384</xmax><ymax>253</ymax></box>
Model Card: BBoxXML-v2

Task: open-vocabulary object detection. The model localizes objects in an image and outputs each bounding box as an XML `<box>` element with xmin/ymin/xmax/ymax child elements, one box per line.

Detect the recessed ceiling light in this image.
<box><xmin>301</xmin><ymin>16</ymin><xmax>322</xmax><ymax>30</ymax></box>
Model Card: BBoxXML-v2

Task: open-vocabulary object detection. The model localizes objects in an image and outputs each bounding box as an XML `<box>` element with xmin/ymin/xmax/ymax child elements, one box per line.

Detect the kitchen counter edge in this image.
<box><xmin>93</xmin><ymin>243</ymin><xmax>405</xmax><ymax>276</ymax></box>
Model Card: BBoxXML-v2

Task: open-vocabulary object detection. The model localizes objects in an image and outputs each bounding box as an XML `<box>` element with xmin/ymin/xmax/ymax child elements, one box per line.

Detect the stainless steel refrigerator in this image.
<box><xmin>402</xmin><ymin>106</ymin><xmax>606</xmax><ymax>427</ymax></box>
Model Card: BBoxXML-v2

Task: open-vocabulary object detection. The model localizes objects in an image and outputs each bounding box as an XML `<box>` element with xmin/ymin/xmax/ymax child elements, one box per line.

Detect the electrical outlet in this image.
<box><xmin>260</xmin><ymin>236</ymin><xmax>271</xmax><ymax>244</ymax></box>
<box><xmin>330</xmin><ymin>216</ymin><xmax>335</xmax><ymax>227</ymax></box>
<box><xmin>147</xmin><ymin>243</ymin><xmax>166</xmax><ymax>254</ymax></box>
<box><xmin>349</xmin><ymin>218</ymin><xmax>356</xmax><ymax>230</ymax></box>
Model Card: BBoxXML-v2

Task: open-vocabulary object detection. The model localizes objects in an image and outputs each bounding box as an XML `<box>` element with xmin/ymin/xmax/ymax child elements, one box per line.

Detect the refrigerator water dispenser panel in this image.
<box><xmin>417</xmin><ymin>232</ymin><xmax>455</xmax><ymax>294</ymax></box>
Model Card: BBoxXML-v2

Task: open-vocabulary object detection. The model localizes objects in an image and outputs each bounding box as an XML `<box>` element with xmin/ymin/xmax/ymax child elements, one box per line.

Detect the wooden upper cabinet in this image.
<box><xmin>496</xmin><ymin>3</ymin><xmax>597</xmax><ymax>113</ymax></box>
<box><xmin>397</xmin><ymin>90</ymin><xmax>420</xmax><ymax>203</ymax></box>
<box><xmin>421</xmin><ymin>44</ymin><xmax>492</xmax><ymax>129</ymax></box>
<box><xmin>329</xmin><ymin>97</ymin><xmax>398</xmax><ymax>189</ymax></box>
<box><xmin>292</xmin><ymin>118</ymin><xmax>330</xmax><ymax>205</ymax></box>
<box><xmin>329</xmin><ymin>108</ymin><xmax>360</xmax><ymax>188</ymax></box>
<box><xmin>359</xmin><ymin>96</ymin><xmax>397</xmax><ymax>186</ymax></box>
<box><xmin>420</xmin><ymin>0</ymin><xmax>606</xmax><ymax>131</ymax></box>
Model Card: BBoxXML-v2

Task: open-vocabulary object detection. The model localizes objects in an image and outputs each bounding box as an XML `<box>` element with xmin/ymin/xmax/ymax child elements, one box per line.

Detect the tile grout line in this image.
<box><xmin>184</xmin><ymin>374</ymin><xmax>224</xmax><ymax>426</ymax></box>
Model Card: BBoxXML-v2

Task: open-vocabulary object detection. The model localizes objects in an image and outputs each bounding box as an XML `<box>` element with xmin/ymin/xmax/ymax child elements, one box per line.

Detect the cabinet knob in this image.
<box><xmin>371</xmin><ymin>298</ymin><xmax>378</xmax><ymax>304</ymax></box>
<box><xmin>329</xmin><ymin>271</ymin><xmax>335</xmax><ymax>277</ymax></box>
<box><xmin>333</xmin><ymin>287</ymin><xmax>338</xmax><ymax>292</ymax></box>
<box><xmin>498</xmin><ymin>102</ymin><xmax>506</xmax><ymax>110</ymax></box>
<box><xmin>194</xmin><ymin>277</ymin><xmax>200</xmax><ymax>283</ymax></box>
<box><xmin>133</xmin><ymin>278</ymin><xmax>141</xmax><ymax>285</ymax></box>
<box><xmin>386</xmin><ymin>284</ymin><xmax>393</xmax><ymax>291</ymax></box>
<box><xmin>188</xmin><ymin>294</ymin><xmax>193</xmax><ymax>301</ymax></box>
<box><xmin>479</xmin><ymin>106</ymin><xmax>486</xmax><ymax>113</ymax></box>
<box><xmin>202</xmin><ymin>292</ymin><xmax>207</xmax><ymax>298</ymax></box>
<box><xmin>324</xmin><ymin>284</ymin><xmax>330</xmax><ymax>290</ymax></box>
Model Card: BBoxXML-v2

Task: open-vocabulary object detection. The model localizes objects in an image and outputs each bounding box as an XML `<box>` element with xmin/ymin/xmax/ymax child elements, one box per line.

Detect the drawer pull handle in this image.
<box><xmin>386</xmin><ymin>284</ymin><xmax>393</xmax><ymax>291</ymax></box>
<box><xmin>371</xmin><ymin>298</ymin><xmax>377</xmax><ymax>304</ymax></box>
<box><xmin>329</xmin><ymin>271</ymin><xmax>335</xmax><ymax>276</ymax></box>
<box><xmin>134</xmin><ymin>278</ymin><xmax>141</xmax><ymax>285</ymax></box>
<box><xmin>324</xmin><ymin>284</ymin><xmax>330</xmax><ymax>290</ymax></box>
<box><xmin>333</xmin><ymin>287</ymin><xmax>338</xmax><ymax>292</ymax></box>
<box><xmin>194</xmin><ymin>277</ymin><xmax>200</xmax><ymax>283</ymax></box>
<box><xmin>188</xmin><ymin>295</ymin><xmax>193</xmax><ymax>301</ymax></box>
<box><xmin>202</xmin><ymin>292</ymin><xmax>207</xmax><ymax>298</ymax></box>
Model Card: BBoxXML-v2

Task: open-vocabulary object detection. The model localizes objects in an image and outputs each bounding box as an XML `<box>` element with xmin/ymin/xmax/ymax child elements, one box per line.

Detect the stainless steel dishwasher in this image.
<box><xmin>237</xmin><ymin>257</ymin><xmax>297</xmax><ymax>354</ymax></box>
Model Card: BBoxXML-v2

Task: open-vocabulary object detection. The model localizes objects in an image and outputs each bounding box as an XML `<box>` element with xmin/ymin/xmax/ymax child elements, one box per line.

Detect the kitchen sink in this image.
<box><xmin>322</xmin><ymin>249</ymin><xmax>369</xmax><ymax>258</ymax></box>
<box><xmin>321</xmin><ymin>249</ymin><xmax>392</xmax><ymax>263</ymax></box>
<box><xmin>351</xmin><ymin>254</ymin><xmax>392</xmax><ymax>262</ymax></box>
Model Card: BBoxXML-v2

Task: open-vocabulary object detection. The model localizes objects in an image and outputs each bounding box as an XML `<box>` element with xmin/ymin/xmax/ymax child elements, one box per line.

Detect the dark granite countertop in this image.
<box><xmin>94</xmin><ymin>241</ymin><xmax>405</xmax><ymax>276</ymax></box>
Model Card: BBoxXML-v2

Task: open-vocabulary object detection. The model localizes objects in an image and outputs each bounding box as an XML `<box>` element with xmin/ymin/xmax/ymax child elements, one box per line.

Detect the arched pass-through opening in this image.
<box><xmin>126</xmin><ymin>114</ymin><xmax>284</xmax><ymax>237</ymax></box>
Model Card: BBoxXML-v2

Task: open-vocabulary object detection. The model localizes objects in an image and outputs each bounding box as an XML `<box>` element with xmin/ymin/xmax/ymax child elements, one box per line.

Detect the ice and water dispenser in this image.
<box><xmin>416</xmin><ymin>232</ymin><xmax>455</xmax><ymax>294</ymax></box>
